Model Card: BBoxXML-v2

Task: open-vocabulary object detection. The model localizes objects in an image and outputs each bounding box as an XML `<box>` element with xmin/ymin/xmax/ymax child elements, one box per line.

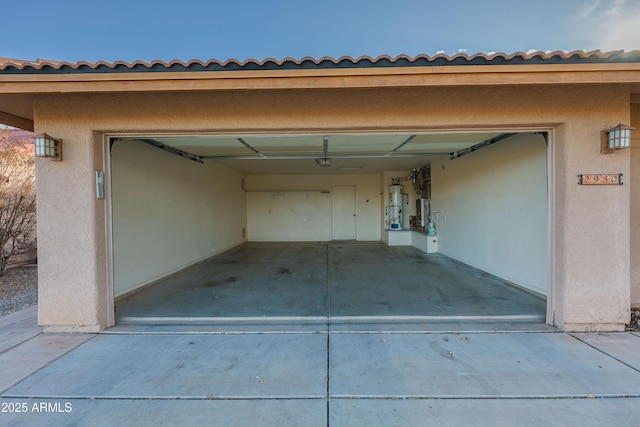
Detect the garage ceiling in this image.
<box><xmin>129</xmin><ymin>132</ymin><xmax>509</xmax><ymax>174</ymax></box>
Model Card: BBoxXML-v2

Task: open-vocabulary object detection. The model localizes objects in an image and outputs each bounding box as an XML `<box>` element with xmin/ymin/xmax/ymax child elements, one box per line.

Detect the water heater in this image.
<box><xmin>387</xmin><ymin>184</ymin><xmax>403</xmax><ymax>230</ymax></box>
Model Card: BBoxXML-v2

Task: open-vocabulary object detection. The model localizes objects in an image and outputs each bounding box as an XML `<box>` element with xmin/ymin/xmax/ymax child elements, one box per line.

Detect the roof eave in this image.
<box><xmin>0</xmin><ymin>111</ymin><xmax>33</xmax><ymax>131</ymax></box>
<box><xmin>1</xmin><ymin>63</ymin><xmax>640</xmax><ymax>95</ymax></box>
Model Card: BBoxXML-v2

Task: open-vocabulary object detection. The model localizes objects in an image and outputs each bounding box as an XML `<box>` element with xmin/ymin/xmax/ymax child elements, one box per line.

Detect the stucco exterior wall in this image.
<box><xmin>111</xmin><ymin>140</ymin><xmax>246</xmax><ymax>297</ymax></box>
<box><xmin>431</xmin><ymin>133</ymin><xmax>548</xmax><ymax>295</ymax></box>
<box><xmin>631</xmin><ymin>102</ymin><xmax>640</xmax><ymax>308</ymax></box>
<box><xmin>33</xmin><ymin>84</ymin><xmax>631</xmax><ymax>331</ymax></box>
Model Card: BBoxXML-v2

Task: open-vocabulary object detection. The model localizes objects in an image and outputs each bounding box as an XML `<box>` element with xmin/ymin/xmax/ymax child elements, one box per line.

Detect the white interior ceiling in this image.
<box><xmin>144</xmin><ymin>132</ymin><xmax>507</xmax><ymax>174</ymax></box>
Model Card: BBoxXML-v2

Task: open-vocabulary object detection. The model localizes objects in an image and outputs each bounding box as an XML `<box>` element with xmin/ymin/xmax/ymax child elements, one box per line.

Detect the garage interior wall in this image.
<box><xmin>631</xmin><ymin>102</ymin><xmax>640</xmax><ymax>307</ymax></box>
<box><xmin>111</xmin><ymin>140</ymin><xmax>247</xmax><ymax>297</ymax></box>
<box><xmin>430</xmin><ymin>133</ymin><xmax>548</xmax><ymax>295</ymax></box>
<box><xmin>244</xmin><ymin>174</ymin><xmax>381</xmax><ymax>241</ymax></box>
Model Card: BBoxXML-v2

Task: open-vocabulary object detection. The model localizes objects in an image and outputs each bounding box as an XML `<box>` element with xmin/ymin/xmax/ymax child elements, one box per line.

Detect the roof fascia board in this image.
<box><xmin>1</xmin><ymin>64</ymin><xmax>639</xmax><ymax>94</ymax></box>
<box><xmin>3</xmin><ymin>62</ymin><xmax>640</xmax><ymax>81</ymax></box>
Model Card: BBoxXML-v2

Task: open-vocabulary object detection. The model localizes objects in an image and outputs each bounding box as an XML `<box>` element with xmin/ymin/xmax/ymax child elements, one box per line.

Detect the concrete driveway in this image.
<box><xmin>1</xmin><ymin>307</ymin><xmax>640</xmax><ymax>426</ymax></box>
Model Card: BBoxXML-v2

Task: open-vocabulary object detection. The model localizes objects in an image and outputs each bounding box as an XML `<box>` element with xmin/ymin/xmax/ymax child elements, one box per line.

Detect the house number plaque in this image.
<box><xmin>577</xmin><ymin>173</ymin><xmax>623</xmax><ymax>185</ymax></box>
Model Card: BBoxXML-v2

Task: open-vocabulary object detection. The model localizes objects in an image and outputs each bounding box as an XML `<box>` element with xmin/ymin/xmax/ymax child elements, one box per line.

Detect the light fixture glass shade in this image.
<box><xmin>33</xmin><ymin>133</ymin><xmax>62</xmax><ymax>160</ymax></box>
<box><xmin>602</xmin><ymin>124</ymin><xmax>634</xmax><ymax>153</ymax></box>
<box><xmin>609</xmin><ymin>125</ymin><xmax>631</xmax><ymax>149</ymax></box>
<box><xmin>622</xmin><ymin>129</ymin><xmax>631</xmax><ymax>147</ymax></box>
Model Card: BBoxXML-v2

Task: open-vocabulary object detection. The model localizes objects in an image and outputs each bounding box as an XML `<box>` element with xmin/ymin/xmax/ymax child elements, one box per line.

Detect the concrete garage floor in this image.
<box><xmin>115</xmin><ymin>242</ymin><xmax>546</xmax><ymax>326</ymax></box>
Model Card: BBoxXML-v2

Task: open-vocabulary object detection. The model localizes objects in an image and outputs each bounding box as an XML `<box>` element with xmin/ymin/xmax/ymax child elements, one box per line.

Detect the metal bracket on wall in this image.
<box><xmin>140</xmin><ymin>139</ymin><xmax>204</xmax><ymax>164</ymax></box>
<box><xmin>110</xmin><ymin>137</ymin><xmax>204</xmax><ymax>163</ymax></box>
<box><xmin>450</xmin><ymin>133</ymin><xmax>517</xmax><ymax>160</ymax></box>
<box><xmin>535</xmin><ymin>131</ymin><xmax>549</xmax><ymax>146</ymax></box>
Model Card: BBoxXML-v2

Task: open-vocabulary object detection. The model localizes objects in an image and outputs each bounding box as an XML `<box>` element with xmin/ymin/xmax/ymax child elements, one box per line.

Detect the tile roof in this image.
<box><xmin>0</xmin><ymin>128</ymin><xmax>34</xmax><ymax>149</ymax></box>
<box><xmin>7</xmin><ymin>128</ymin><xmax>34</xmax><ymax>142</ymax></box>
<box><xmin>1</xmin><ymin>50</ymin><xmax>639</xmax><ymax>74</ymax></box>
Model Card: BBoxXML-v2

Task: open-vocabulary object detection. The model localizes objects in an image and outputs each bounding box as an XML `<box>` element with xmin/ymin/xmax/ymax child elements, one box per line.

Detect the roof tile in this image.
<box><xmin>1</xmin><ymin>50</ymin><xmax>639</xmax><ymax>74</ymax></box>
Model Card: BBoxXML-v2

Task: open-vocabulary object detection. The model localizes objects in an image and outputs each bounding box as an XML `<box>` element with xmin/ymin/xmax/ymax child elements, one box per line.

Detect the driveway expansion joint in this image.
<box><xmin>569</xmin><ymin>333</ymin><xmax>640</xmax><ymax>375</ymax></box>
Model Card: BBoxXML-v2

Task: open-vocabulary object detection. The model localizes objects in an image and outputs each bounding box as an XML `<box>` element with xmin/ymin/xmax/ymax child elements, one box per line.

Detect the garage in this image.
<box><xmin>2</xmin><ymin>51</ymin><xmax>635</xmax><ymax>331</ymax></box>
<box><xmin>109</xmin><ymin>131</ymin><xmax>548</xmax><ymax>325</ymax></box>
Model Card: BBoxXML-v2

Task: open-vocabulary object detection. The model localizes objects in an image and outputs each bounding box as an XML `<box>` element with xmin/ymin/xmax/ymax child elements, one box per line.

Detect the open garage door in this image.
<box><xmin>109</xmin><ymin>131</ymin><xmax>549</xmax><ymax>325</ymax></box>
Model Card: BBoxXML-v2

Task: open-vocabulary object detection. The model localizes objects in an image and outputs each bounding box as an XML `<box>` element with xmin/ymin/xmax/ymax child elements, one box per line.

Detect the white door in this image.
<box><xmin>332</xmin><ymin>185</ymin><xmax>356</xmax><ymax>240</ymax></box>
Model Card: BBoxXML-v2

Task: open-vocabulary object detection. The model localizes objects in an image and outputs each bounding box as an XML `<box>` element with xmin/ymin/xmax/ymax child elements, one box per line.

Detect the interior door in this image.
<box><xmin>332</xmin><ymin>185</ymin><xmax>356</xmax><ymax>240</ymax></box>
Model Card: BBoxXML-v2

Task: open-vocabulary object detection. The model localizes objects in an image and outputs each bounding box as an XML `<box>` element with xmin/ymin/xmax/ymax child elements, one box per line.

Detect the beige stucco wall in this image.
<box><xmin>245</xmin><ymin>174</ymin><xmax>381</xmax><ymax>241</ymax></box>
<box><xmin>111</xmin><ymin>140</ymin><xmax>246</xmax><ymax>297</ymax></box>
<box><xmin>33</xmin><ymin>84</ymin><xmax>631</xmax><ymax>331</ymax></box>
<box><xmin>431</xmin><ymin>133</ymin><xmax>548</xmax><ymax>295</ymax></box>
<box><xmin>631</xmin><ymin>103</ymin><xmax>640</xmax><ymax>307</ymax></box>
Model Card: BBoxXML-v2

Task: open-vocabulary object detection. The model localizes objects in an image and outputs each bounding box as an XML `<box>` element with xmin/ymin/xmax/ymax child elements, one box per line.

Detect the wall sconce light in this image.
<box><xmin>34</xmin><ymin>133</ymin><xmax>63</xmax><ymax>161</ymax></box>
<box><xmin>601</xmin><ymin>124</ymin><xmax>634</xmax><ymax>154</ymax></box>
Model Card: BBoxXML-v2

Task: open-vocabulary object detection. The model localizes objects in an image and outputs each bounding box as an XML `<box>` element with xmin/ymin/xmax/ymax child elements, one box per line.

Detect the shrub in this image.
<box><xmin>0</xmin><ymin>128</ymin><xmax>36</xmax><ymax>274</ymax></box>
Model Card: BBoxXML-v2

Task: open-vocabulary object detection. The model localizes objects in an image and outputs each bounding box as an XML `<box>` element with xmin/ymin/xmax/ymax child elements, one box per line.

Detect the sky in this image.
<box><xmin>2</xmin><ymin>0</ymin><xmax>640</xmax><ymax>63</ymax></box>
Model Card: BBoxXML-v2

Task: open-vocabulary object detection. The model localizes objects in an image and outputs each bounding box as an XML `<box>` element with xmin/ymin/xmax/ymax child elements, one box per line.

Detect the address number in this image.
<box><xmin>578</xmin><ymin>174</ymin><xmax>623</xmax><ymax>185</ymax></box>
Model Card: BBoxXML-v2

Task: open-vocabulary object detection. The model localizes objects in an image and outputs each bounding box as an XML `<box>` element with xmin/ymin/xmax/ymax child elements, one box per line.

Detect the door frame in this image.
<box><xmin>331</xmin><ymin>184</ymin><xmax>357</xmax><ymax>240</ymax></box>
<box><xmin>101</xmin><ymin>126</ymin><xmax>555</xmax><ymax>327</ymax></box>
